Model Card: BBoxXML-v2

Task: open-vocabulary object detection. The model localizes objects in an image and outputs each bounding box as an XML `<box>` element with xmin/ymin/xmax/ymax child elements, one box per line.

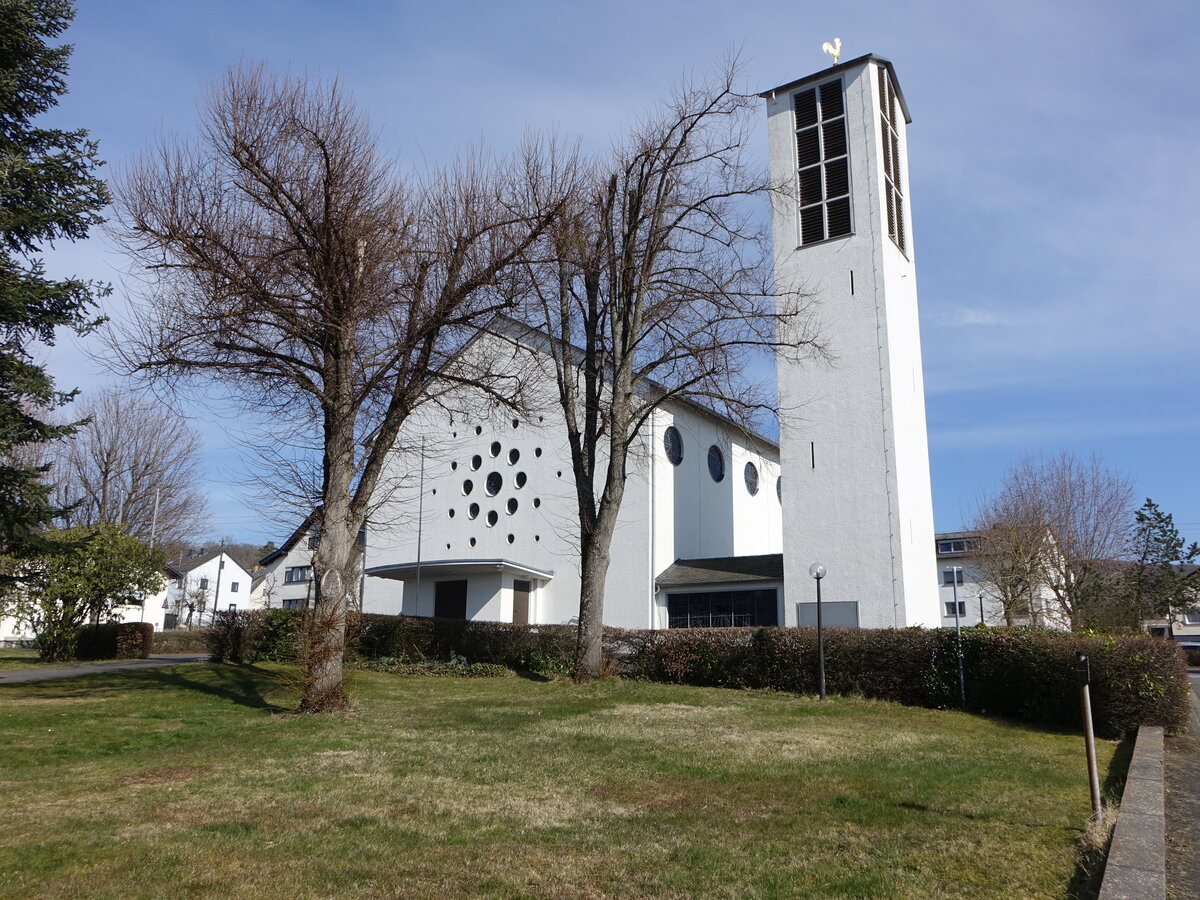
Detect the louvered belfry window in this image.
<box><xmin>793</xmin><ymin>78</ymin><xmax>851</xmax><ymax>245</ymax></box>
<box><xmin>878</xmin><ymin>65</ymin><xmax>906</xmax><ymax>254</ymax></box>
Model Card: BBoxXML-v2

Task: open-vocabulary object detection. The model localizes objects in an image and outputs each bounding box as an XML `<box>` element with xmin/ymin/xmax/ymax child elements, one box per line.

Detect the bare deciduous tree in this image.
<box><xmin>979</xmin><ymin>452</ymin><xmax>1135</xmax><ymax>629</ymax></box>
<box><xmin>513</xmin><ymin>62</ymin><xmax>818</xmax><ymax>678</ymax></box>
<box><xmin>969</xmin><ymin>499</ymin><xmax>1053</xmax><ymax>627</ymax></box>
<box><xmin>51</xmin><ymin>388</ymin><xmax>209</xmax><ymax>551</ymax></box>
<box><xmin>109</xmin><ymin>64</ymin><xmax>560</xmax><ymax>711</ymax></box>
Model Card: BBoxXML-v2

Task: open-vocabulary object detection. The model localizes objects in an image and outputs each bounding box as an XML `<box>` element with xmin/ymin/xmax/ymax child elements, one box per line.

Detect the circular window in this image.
<box><xmin>515</xmin><ymin>472</ymin><xmax>527</xmax><ymax>489</ymax></box>
<box><xmin>707</xmin><ymin>445</ymin><xmax>725</xmax><ymax>482</ymax></box>
<box><xmin>486</xmin><ymin>510</ymin><xmax>498</xmax><ymax>527</ymax></box>
<box><xmin>450</xmin><ymin>461</ymin><xmax>458</xmax><ymax>471</ymax></box>
<box><xmin>535</xmin><ymin>448</ymin><xmax>542</xmax><ymax>457</ymax></box>
<box><xmin>533</xmin><ymin>498</ymin><xmax>541</xmax><ymax>508</ymax></box>
<box><xmin>507</xmin><ymin>534</ymin><xmax>515</xmax><ymax>544</ymax></box>
<box><xmin>485</xmin><ymin>472</ymin><xmax>503</xmax><ymax>496</ymax></box>
<box><xmin>448</xmin><ymin>509</ymin><xmax>456</xmax><ymax>518</ymax></box>
<box><xmin>744</xmin><ymin>461</ymin><xmax>760</xmax><ymax>496</ymax></box>
<box><xmin>470</xmin><ymin>455</ymin><xmax>482</xmax><ymax>471</ymax></box>
<box><xmin>512</xmin><ymin>418</ymin><xmax>520</xmax><ymax>429</ymax></box>
<box><xmin>489</xmin><ymin>441</ymin><xmax>501</xmax><ymax>458</ymax></box>
<box><xmin>534</xmin><ymin>535</ymin><xmax>540</xmax><ymax>542</ymax></box>
<box><xmin>461</xmin><ymin>479</ymin><xmax>474</xmax><ymax>496</ymax></box>
<box><xmin>664</xmin><ymin>426</ymin><xmax>683</xmax><ymax>466</ymax></box>
<box><xmin>469</xmin><ymin>537</ymin><xmax>477</xmax><ymax>548</ymax></box>
<box><xmin>506</xmin><ymin>498</ymin><xmax>518</xmax><ymax>515</ymax></box>
<box><xmin>467</xmin><ymin>503</ymin><xmax>480</xmax><ymax>519</ymax></box>
<box><xmin>776</xmin><ymin>476</ymin><xmax>782</xmax><ymax>503</ymax></box>
<box><xmin>508</xmin><ymin>448</ymin><xmax>520</xmax><ymax>465</ymax></box>
<box><xmin>474</xmin><ymin>425</ymin><xmax>483</xmax><ymax>436</ymax></box>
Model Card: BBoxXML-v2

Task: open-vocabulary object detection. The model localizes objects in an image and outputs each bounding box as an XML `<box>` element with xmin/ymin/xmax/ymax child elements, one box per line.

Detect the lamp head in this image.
<box><xmin>808</xmin><ymin>563</ymin><xmax>826</xmax><ymax>580</ymax></box>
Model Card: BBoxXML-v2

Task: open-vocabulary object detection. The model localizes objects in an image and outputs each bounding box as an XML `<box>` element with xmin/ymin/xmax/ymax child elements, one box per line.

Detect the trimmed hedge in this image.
<box><xmin>200</xmin><ymin>609</ymin><xmax>1189</xmax><ymax>737</ymax></box>
<box><xmin>613</xmin><ymin>625</ymin><xmax>1190</xmax><ymax>738</ymax></box>
<box><xmin>74</xmin><ymin>622</ymin><xmax>154</xmax><ymax>660</ymax></box>
<box><xmin>152</xmin><ymin>630</ymin><xmax>210</xmax><ymax>653</ymax></box>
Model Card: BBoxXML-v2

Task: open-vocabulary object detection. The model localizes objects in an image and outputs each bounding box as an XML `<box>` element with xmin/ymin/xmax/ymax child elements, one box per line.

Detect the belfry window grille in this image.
<box><xmin>877</xmin><ymin>65</ymin><xmax>906</xmax><ymax>254</ymax></box>
<box><xmin>793</xmin><ymin>78</ymin><xmax>851</xmax><ymax>245</ymax></box>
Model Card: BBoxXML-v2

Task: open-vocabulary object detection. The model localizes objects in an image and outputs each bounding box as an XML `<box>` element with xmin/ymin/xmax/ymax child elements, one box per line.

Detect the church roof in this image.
<box><xmin>656</xmin><ymin>554</ymin><xmax>784</xmax><ymax>587</ymax></box>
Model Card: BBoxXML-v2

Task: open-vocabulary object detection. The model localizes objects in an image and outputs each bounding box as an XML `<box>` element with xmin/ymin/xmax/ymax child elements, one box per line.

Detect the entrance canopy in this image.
<box><xmin>365</xmin><ymin>558</ymin><xmax>555</xmax><ymax>583</ymax></box>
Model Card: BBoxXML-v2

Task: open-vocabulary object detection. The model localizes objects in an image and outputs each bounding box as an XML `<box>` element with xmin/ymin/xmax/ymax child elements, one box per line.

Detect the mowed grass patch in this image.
<box><xmin>0</xmin><ymin>664</ymin><xmax>1118</xmax><ymax>898</ymax></box>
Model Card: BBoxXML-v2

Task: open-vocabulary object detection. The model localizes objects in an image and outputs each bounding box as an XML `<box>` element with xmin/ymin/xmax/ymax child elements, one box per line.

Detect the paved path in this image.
<box><xmin>1165</xmin><ymin>669</ymin><xmax>1200</xmax><ymax>899</ymax></box>
<box><xmin>0</xmin><ymin>654</ymin><xmax>207</xmax><ymax>684</ymax></box>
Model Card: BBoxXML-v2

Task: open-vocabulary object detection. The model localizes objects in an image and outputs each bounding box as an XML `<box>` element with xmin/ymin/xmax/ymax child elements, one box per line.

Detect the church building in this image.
<box><xmin>363</xmin><ymin>52</ymin><xmax>940</xmax><ymax>630</ymax></box>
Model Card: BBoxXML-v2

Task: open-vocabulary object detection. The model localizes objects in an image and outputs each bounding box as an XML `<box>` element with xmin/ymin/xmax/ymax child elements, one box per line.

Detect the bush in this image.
<box><xmin>613</xmin><ymin>625</ymin><xmax>1189</xmax><ymax>738</ymax></box>
<box><xmin>152</xmin><ymin>630</ymin><xmax>210</xmax><ymax>653</ymax></box>
<box><xmin>74</xmin><ymin>622</ymin><xmax>154</xmax><ymax>660</ymax></box>
<box><xmin>1184</xmin><ymin>646</ymin><xmax>1200</xmax><ymax>668</ymax></box>
<box><xmin>206</xmin><ymin>609</ymin><xmax>304</xmax><ymax>663</ymax></box>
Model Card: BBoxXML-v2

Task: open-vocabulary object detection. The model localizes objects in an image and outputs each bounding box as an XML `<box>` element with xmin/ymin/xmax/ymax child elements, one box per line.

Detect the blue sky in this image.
<box><xmin>34</xmin><ymin>0</ymin><xmax>1200</xmax><ymax>546</ymax></box>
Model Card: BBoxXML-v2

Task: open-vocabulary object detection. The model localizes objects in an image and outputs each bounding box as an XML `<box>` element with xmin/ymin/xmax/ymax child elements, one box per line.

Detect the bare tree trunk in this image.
<box><xmin>575</xmin><ymin>507</ymin><xmax>619</xmax><ymax>679</ymax></box>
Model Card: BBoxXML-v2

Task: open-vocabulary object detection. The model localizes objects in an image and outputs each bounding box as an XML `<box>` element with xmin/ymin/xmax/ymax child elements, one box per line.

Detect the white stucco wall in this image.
<box><xmin>365</xmin><ymin>329</ymin><xmax>783</xmax><ymax>630</ymax></box>
<box><xmin>765</xmin><ymin>56</ymin><xmax>938</xmax><ymax>628</ymax></box>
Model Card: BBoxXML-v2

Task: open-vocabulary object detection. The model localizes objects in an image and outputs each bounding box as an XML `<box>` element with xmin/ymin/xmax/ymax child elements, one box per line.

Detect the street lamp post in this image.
<box><xmin>951</xmin><ymin>565</ymin><xmax>966</xmax><ymax>710</ymax></box>
<box><xmin>809</xmin><ymin>563</ymin><xmax>827</xmax><ymax>700</ymax></box>
<box><xmin>978</xmin><ymin>591</ymin><xmax>985</xmax><ymax>626</ymax></box>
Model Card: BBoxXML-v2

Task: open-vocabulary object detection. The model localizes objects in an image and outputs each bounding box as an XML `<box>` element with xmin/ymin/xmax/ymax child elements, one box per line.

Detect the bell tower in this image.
<box><xmin>762</xmin><ymin>54</ymin><xmax>939</xmax><ymax>627</ymax></box>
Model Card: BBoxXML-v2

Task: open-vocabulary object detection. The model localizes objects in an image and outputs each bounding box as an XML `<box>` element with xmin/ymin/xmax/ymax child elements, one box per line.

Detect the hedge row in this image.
<box><xmin>201</xmin><ymin>609</ymin><xmax>1189</xmax><ymax>737</ymax></box>
<box><xmin>74</xmin><ymin>622</ymin><xmax>153</xmax><ymax>660</ymax></box>
<box><xmin>612</xmin><ymin>626</ymin><xmax>1190</xmax><ymax>738</ymax></box>
<box><xmin>151</xmin><ymin>629</ymin><xmax>210</xmax><ymax>654</ymax></box>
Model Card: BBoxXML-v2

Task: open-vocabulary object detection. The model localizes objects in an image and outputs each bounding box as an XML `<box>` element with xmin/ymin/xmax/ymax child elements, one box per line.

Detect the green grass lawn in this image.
<box><xmin>0</xmin><ymin>664</ymin><xmax>1122</xmax><ymax>899</ymax></box>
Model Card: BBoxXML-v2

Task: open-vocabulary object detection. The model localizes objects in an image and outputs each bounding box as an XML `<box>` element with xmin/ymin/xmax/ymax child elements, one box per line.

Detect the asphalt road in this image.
<box><xmin>0</xmin><ymin>654</ymin><xmax>208</xmax><ymax>684</ymax></box>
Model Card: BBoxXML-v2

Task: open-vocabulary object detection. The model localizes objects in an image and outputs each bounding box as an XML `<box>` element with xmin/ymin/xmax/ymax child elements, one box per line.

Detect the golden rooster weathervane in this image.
<box><xmin>822</xmin><ymin>37</ymin><xmax>843</xmax><ymax>66</ymax></box>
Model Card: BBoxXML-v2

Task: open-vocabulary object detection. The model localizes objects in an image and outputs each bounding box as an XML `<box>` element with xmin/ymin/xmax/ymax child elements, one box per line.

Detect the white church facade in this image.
<box><xmin>361</xmin><ymin>52</ymin><xmax>940</xmax><ymax>631</ymax></box>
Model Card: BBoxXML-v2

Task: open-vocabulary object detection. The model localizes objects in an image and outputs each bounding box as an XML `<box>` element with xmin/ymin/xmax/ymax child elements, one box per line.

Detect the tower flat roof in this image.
<box><xmin>758</xmin><ymin>54</ymin><xmax>912</xmax><ymax>125</ymax></box>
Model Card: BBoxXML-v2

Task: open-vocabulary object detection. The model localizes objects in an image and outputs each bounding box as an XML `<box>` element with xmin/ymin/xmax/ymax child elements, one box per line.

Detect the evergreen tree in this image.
<box><xmin>0</xmin><ymin>0</ymin><xmax>108</xmax><ymax>559</ymax></box>
<box><xmin>1128</xmin><ymin>498</ymin><xmax>1200</xmax><ymax>626</ymax></box>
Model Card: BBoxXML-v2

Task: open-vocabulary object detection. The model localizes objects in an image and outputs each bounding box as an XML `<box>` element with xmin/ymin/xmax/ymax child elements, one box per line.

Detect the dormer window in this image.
<box><xmin>793</xmin><ymin>79</ymin><xmax>851</xmax><ymax>245</ymax></box>
<box><xmin>878</xmin><ymin>65</ymin><xmax>906</xmax><ymax>254</ymax></box>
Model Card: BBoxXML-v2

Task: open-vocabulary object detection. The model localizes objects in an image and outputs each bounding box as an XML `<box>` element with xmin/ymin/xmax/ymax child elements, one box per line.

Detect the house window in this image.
<box><xmin>942</xmin><ymin>569</ymin><xmax>964</xmax><ymax>586</ymax></box>
<box><xmin>1185</xmin><ymin>608</ymin><xmax>1200</xmax><ymax>626</ymax></box>
<box><xmin>228</xmin><ymin>603</ymin><xmax>237</xmax><ymax>611</ymax></box>
<box><xmin>937</xmin><ymin>539</ymin><xmax>977</xmax><ymax>554</ymax></box>
<box><xmin>285</xmin><ymin>566</ymin><xmax>313</xmax><ymax>584</ymax></box>
<box><xmin>230</xmin><ymin>582</ymin><xmax>239</xmax><ymax>593</ymax></box>
<box><xmin>744</xmin><ymin>462</ymin><xmax>760</xmax><ymax>496</ymax></box>
<box><xmin>793</xmin><ymin>78</ymin><xmax>851</xmax><ymax>245</ymax></box>
<box><xmin>199</xmin><ymin>577</ymin><xmax>209</xmax><ymax>590</ymax></box>
<box><xmin>878</xmin><ymin>65</ymin><xmax>905</xmax><ymax>254</ymax></box>
<box><xmin>664</xmin><ymin>426</ymin><xmax>683</xmax><ymax>466</ymax></box>
<box><xmin>945</xmin><ymin>601</ymin><xmax>967</xmax><ymax>617</ymax></box>
<box><xmin>667</xmin><ymin>589</ymin><xmax>778</xmax><ymax>629</ymax></box>
<box><xmin>283</xmin><ymin>598</ymin><xmax>302</xmax><ymax>610</ymax></box>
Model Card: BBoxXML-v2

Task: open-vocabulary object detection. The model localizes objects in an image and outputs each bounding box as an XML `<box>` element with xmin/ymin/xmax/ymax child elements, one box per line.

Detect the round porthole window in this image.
<box><xmin>474</xmin><ymin>425</ymin><xmax>483</xmax><ymax>436</ymax></box>
<box><xmin>776</xmin><ymin>476</ymin><xmax>782</xmax><ymax>503</ymax></box>
<box><xmin>470</xmin><ymin>455</ymin><xmax>482</xmax><ymax>471</ymax></box>
<box><xmin>507</xmin><ymin>534</ymin><xmax>515</xmax><ymax>544</ymax></box>
<box><xmin>515</xmin><ymin>471</ymin><xmax>527</xmax><ymax>488</ymax></box>
<box><xmin>512</xmin><ymin>418</ymin><xmax>520</xmax><ymax>429</ymax></box>
<box><xmin>534</xmin><ymin>448</ymin><xmax>542</xmax><ymax>457</ymax></box>
<box><xmin>469</xmin><ymin>537</ymin><xmax>477</xmax><ymax>547</ymax></box>
<box><xmin>744</xmin><ymin>461</ymin><xmax>760</xmax><ymax>496</ymax></box>
<box><xmin>486</xmin><ymin>510</ymin><xmax>498</xmax><ymax>527</ymax></box>
<box><xmin>664</xmin><ymin>426</ymin><xmax>683</xmax><ymax>466</ymax></box>
<box><xmin>450</xmin><ymin>461</ymin><xmax>458</xmax><ymax>471</ymax></box>
<box><xmin>508</xmin><ymin>448</ymin><xmax>520</xmax><ymax>465</ymax></box>
<box><xmin>448</xmin><ymin>509</ymin><xmax>456</xmax><ymax>518</ymax></box>
<box><xmin>485</xmin><ymin>472</ymin><xmax>503</xmax><ymax>496</ymax></box>
<box><xmin>461</xmin><ymin>479</ymin><xmax>474</xmax><ymax>496</ymax></box>
<box><xmin>707</xmin><ymin>445</ymin><xmax>725</xmax><ymax>482</ymax></box>
<box><xmin>506</xmin><ymin>498</ymin><xmax>518</xmax><ymax>515</ymax></box>
<box><xmin>533</xmin><ymin>498</ymin><xmax>541</xmax><ymax>508</ymax></box>
<box><xmin>489</xmin><ymin>441</ymin><xmax>501</xmax><ymax>458</ymax></box>
<box><xmin>467</xmin><ymin>503</ymin><xmax>480</xmax><ymax>519</ymax></box>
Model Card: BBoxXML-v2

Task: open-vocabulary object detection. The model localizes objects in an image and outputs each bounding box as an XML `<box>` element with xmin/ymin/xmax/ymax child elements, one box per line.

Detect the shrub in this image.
<box><xmin>614</xmin><ymin>625</ymin><xmax>1188</xmax><ymax>738</ymax></box>
<box><xmin>1184</xmin><ymin>646</ymin><xmax>1200</xmax><ymax>668</ymax></box>
<box><xmin>206</xmin><ymin>609</ymin><xmax>304</xmax><ymax>663</ymax></box>
<box><xmin>152</xmin><ymin>630</ymin><xmax>210</xmax><ymax>653</ymax></box>
<box><xmin>74</xmin><ymin>622</ymin><xmax>154</xmax><ymax>660</ymax></box>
